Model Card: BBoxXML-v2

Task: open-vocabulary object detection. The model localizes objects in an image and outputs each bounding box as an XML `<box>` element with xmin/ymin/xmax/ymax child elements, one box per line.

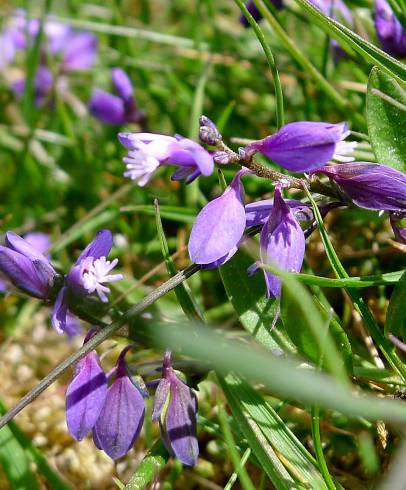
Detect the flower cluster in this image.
<box><xmin>119</xmin><ymin>115</ymin><xmax>406</xmax><ymax>302</ymax></box>
<box><xmin>1</xmin><ymin>9</ymin><xmax>97</xmax><ymax>106</ymax></box>
<box><xmin>0</xmin><ymin>229</ymin><xmax>122</xmax><ymax>335</ymax></box>
<box><xmin>66</xmin><ymin>347</ymin><xmax>198</xmax><ymax>464</ymax></box>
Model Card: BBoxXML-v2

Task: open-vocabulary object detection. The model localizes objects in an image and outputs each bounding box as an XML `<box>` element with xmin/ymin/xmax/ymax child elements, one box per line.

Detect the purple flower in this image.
<box><xmin>188</xmin><ymin>169</ymin><xmax>249</xmax><ymax>265</ymax></box>
<box><xmin>239</xmin><ymin>0</ymin><xmax>283</xmax><ymax>28</ymax></box>
<box><xmin>12</xmin><ymin>65</ymin><xmax>54</xmax><ymax>107</ymax></box>
<box><xmin>260</xmin><ymin>187</ymin><xmax>305</xmax><ymax>298</ymax></box>
<box><xmin>52</xmin><ymin>230</ymin><xmax>122</xmax><ymax>334</ymax></box>
<box><xmin>246</xmin><ymin>199</ymin><xmax>313</xmax><ymax>227</ymax></box>
<box><xmin>199</xmin><ymin>115</ymin><xmax>222</xmax><ymax>146</ymax></box>
<box><xmin>0</xmin><ymin>231</ymin><xmax>57</xmax><ymax>299</ymax></box>
<box><xmin>66</xmin><ymin>342</ymin><xmax>107</xmax><ymax>441</ymax></box>
<box><xmin>0</xmin><ymin>29</ymin><xmax>18</xmax><ymax>68</ymax></box>
<box><xmin>118</xmin><ymin>132</ymin><xmax>214</xmax><ymax>186</ymax></box>
<box><xmin>93</xmin><ymin>347</ymin><xmax>145</xmax><ymax>459</ymax></box>
<box><xmin>316</xmin><ymin>163</ymin><xmax>406</xmax><ymax>211</ymax></box>
<box><xmin>152</xmin><ymin>352</ymin><xmax>198</xmax><ymax>466</ymax></box>
<box><xmin>390</xmin><ymin>212</ymin><xmax>406</xmax><ymax>244</ymax></box>
<box><xmin>310</xmin><ymin>0</ymin><xmax>353</xmax><ymax>24</ymax></box>
<box><xmin>89</xmin><ymin>68</ymin><xmax>144</xmax><ymax>125</ymax></box>
<box><xmin>62</xmin><ymin>32</ymin><xmax>97</xmax><ymax>71</ymax></box>
<box><xmin>244</xmin><ymin>121</ymin><xmax>356</xmax><ymax>173</ymax></box>
<box><xmin>375</xmin><ymin>0</ymin><xmax>406</xmax><ymax>57</ymax></box>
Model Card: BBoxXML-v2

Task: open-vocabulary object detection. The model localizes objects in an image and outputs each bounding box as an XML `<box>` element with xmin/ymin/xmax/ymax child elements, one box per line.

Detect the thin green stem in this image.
<box><xmin>304</xmin><ymin>185</ymin><xmax>406</xmax><ymax>383</ymax></box>
<box><xmin>217</xmin><ymin>403</ymin><xmax>256</xmax><ymax>490</ymax></box>
<box><xmin>311</xmin><ymin>406</ymin><xmax>336</xmax><ymax>490</ymax></box>
<box><xmin>234</xmin><ymin>0</ymin><xmax>284</xmax><ymax>128</ymax></box>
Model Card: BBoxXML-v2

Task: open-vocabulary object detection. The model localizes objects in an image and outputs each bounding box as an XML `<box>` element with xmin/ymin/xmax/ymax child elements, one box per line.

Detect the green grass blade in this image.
<box><xmin>148</xmin><ymin>321</ymin><xmax>406</xmax><ymax>424</ymax></box>
<box><xmin>294</xmin><ymin>0</ymin><xmax>406</xmax><ymax>81</ymax></box>
<box><xmin>218</xmin><ymin>375</ymin><xmax>299</xmax><ymax>489</ymax></box>
<box><xmin>234</xmin><ymin>0</ymin><xmax>284</xmax><ymax>128</ymax></box>
<box><xmin>385</xmin><ymin>270</ymin><xmax>406</xmax><ymax>337</ymax></box>
<box><xmin>155</xmin><ymin>199</ymin><xmax>204</xmax><ymax>322</ymax></box>
<box><xmin>125</xmin><ymin>440</ymin><xmax>169</xmax><ymax>490</ymax></box>
<box><xmin>303</xmin><ymin>186</ymin><xmax>406</xmax><ymax>382</ymax></box>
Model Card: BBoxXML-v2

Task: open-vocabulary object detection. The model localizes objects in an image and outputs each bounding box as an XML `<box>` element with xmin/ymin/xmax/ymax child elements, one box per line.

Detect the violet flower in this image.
<box><xmin>0</xmin><ymin>231</ymin><xmax>57</xmax><ymax>299</ymax></box>
<box><xmin>61</xmin><ymin>32</ymin><xmax>98</xmax><ymax>72</ymax></box>
<box><xmin>12</xmin><ymin>65</ymin><xmax>54</xmax><ymax>107</ymax></box>
<box><xmin>52</xmin><ymin>230</ymin><xmax>123</xmax><ymax>334</ymax></box>
<box><xmin>246</xmin><ymin>199</ymin><xmax>313</xmax><ymax>227</ymax></box>
<box><xmin>260</xmin><ymin>187</ymin><xmax>305</xmax><ymax>298</ymax></box>
<box><xmin>244</xmin><ymin>121</ymin><xmax>356</xmax><ymax>173</ymax></box>
<box><xmin>89</xmin><ymin>68</ymin><xmax>144</xmax><ymax>125</ymax></box>
<box><xmin>152</xmin><ymin>352</ymin><xmax>198</xmax><ymax>466</ymax></box>
<box><xmin>375</xmin><ymin>0</ymin><xmax>406</xmax><ymax>57</ymax></box>
<box><xmin>316</xmin><ymin>163</ymin><xmax>406</xmax><ymax>211</ymax></box>
<box><xmin>66</xmin><ymin>332</ymin><xmax>107</xmax><ymax>441</ymax></box>
<box><xmin>189</xmin><ymin>169</ymin><xmax>249</xmax><ymax>266</ymax></box>
<box><xmin>118</xmin><ymin>132</ymin><xmax>214</xmax><ymax>186</ymax></box>
<box><xmin>93</xmin><ymin>347</ymin><xmax>145</xmax><ymax>459</ymax></box>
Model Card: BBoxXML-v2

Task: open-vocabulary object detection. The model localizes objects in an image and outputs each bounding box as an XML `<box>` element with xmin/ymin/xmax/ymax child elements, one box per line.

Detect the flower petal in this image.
<box><xmin>51</xmin><ymin>287</ymin><xmax>70</xmax><ymax>334</ymax></box>
<box><xmin>316</xmin><ymin>163</ymin><xmax>406</xmax><ymax>211</ymax></box>
<box><xmin>89</xmin><ymin>89</ymin><xmax>126</xmax><ymax>125</ymax></box>
<box><xmin>0</xmin><ymin>246</ymin><xmax>49</xmax><ymax>298</ymax></box>
<box><xmin>260</xmin><ymin>188</ymin><xmax>305</xmax><ymax>298</ymax></box>
<box><xmin>152</xmin><ymin>378</ymin><xmax>170</xmax><ymax>421</ymax></box>
<box><xmin>165</xmin><ymin>379</ymin><xmax>199</xmax><ymax>466</ymax></box>
<box><xmin>66</xmin><ymin>351</ymin><xmax>107</xmax><ymax>440</ymax></box>
<box><xmin>93</xmin><ymin>376</ymin><xmax>145</xmax><ymax>459</ymax></box>
<box><xmin>246</xmin><ymin>121</ymin><xmax>348</xmax><ymax>173</ymax></box>
<box><xmin>245</xmin><ymin>199</ymin><xmax>313</xmax><ymax>227</ymax></box>
<box><xmin>189</xmin><ymin>171</ymin><xmax>247</xmax><ymax>264</ymax></box>
<box><xmin>111</xmin><ymin>67</ymin><xmax>133</xmax><ymax>102</ymax></box>
<box><xmin>63</xmin><ymin>32</ymin><xmax>97</xmax><ymax>71</ymax></box>
<box><xmin>75</xmin><ymin>230</ymin><xmax>113</xmax><ymax>264</ymax></box>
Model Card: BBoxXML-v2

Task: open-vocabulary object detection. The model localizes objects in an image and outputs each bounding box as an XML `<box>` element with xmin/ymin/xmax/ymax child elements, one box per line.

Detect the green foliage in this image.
<box><xmin>367</xmin><ymin>67</ymin><xmax>406</xmax><ymax>172</ymax></box>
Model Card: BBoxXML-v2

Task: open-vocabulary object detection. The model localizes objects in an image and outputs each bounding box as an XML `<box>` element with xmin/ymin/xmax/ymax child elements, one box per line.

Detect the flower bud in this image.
<box><xmin>316</xmin><ymin>163</ymin><xmax>406</xmax><ymax>211</ymax></box>
<box><xmin>152</xmin><ymin>353</ymin><xmax>198</xmax><ymax>466</ymax></box>
<box><xmin>199</xmin><ymin>115</ymin><xmax>222</xmax><ymax>146</ymax></box>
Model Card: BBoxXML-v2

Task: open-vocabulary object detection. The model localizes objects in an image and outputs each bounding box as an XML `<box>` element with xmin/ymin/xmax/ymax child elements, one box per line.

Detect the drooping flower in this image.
<box><xmin>189</xmin><ymin>169</ymin><xmax>249</xmax><ymax>265</ymax></box>
<box><xmin>89</xmin><ymin>68</ymin><xmax>145</xmax><ymax>125</ymax></box>
<box><xmin>66</xmin><ymin>332</ymin><xmax>107</xmax><ymax>441</ymax></box>
<box><xmin>93</xmin><ymin>347</ymin><xmax>145</xmax><ymax>459</ymax></box>
<box><xmin>316</xmin><ymin>163</ymin><xmax>406</xmax><ymax>211</ymax></box>
<box><xmin>52</xmin><ymin>230</ymin><xmax>123</xmax><ymax>334</ymax></box>
<box><xmin>0</xmin><ymin>231</ymin><xmax>57</xmax><ymax>299</ymax></box>
<box><xmin>118</xmin><ymin>132</ymin><xmax>214</xmax><ymax>186</ymax></box>
<box><xmin>260</xmin><ymin>187</ymin><xmax>305</xmax><ymax>298</ymax></box>
<box><xmin>152</xmin><ymin>352</ymin><xmax>198</xmax><ymax>466</ymax></box>
<box><xmin>375</xmin><ymin>0</ymin><xmax>406</xmax><ymax>57</ymax></box>
<box><xmin>244</xmin><ymin>121</ymin><xmax>356</xmax><ymax>173</ymax></box>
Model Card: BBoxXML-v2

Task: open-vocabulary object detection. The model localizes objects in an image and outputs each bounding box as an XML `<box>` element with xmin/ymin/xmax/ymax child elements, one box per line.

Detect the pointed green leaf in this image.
<box><xmin>385</xmin><ymin>270</ymin><xmax>406</xmax><ymax>337</ymax></box>
<box><xmin>367</xmin><ymin>67</ymin><xmax>406</xmax><ymax>172</ymax></box>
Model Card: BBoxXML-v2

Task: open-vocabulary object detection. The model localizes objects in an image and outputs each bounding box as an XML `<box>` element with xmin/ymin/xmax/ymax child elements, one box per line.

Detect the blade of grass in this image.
<box><xmin>303</xmin><ymin>185</ymin><xmax>406</xmax><ymax>382</ymax></box>
<box><xmin>154</xmin><ymin>199</ymin><xmax>204</xmax><ymax>322</ymax></box>
<box><xmin>252</xmin><ymin>0</ymin><xmax>365</xmax><ymax>127</ymax></box>
<box><xmin>217</xmin><ymin>402</ymin><xmax>257</xmax><ymax>490</ymax></box>
<box><xmin>125</xmin><ymin>440</ymin><xmax>169</xmax><ymax>490</ymax></box>
<box><xmin>234</xmin><ymin>0</ymin><xmax>284</xmax><ymax>128</ymax></box>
